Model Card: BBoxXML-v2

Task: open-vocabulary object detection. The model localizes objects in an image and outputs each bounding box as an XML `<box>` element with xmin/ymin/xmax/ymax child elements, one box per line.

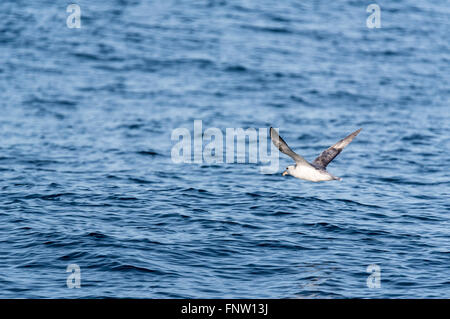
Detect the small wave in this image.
<box><xmin>240</xmin><ymin>24</ymin><xmax>293</xmax><ymax>34</ymax></box>
<box><xmin>224</xmin><ymin>65</ymin><xmax>247</xmax><ymax>72</ymax></box>
<box><xmin>86</xmin><ymin>232</ymin><xmax>109</xmax><ymax>239</ymax></box>
<box><xmin>136</xmin><ymin>150</ymin><xmax>161</xmax><ymax>156</ymax></box>
<box><xmin>111</xmin><ymin>264</ymin><xmax>166</xmax><ymax>275</ymax></box>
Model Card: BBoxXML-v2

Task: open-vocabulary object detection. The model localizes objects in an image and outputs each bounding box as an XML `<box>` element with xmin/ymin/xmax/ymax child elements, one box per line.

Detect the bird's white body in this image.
<box><xmin>286</xmin><ymin>164</ymin><xmax>339</xmax><ymax>182</ymax></box>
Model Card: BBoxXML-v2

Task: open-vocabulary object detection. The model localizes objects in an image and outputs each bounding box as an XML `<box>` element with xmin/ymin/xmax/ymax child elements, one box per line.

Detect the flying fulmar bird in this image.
<box><xmin>270</xmin><ymin>127</ymin><xmax>362</xmax><ymax>182</ymax></box>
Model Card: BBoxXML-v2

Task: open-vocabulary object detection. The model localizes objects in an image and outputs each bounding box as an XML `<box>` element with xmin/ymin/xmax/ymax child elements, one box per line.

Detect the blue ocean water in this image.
<box><xmin>0</xmin><ymin>0</ymin><xmax>449</xmax><ymax>298</ymax></box>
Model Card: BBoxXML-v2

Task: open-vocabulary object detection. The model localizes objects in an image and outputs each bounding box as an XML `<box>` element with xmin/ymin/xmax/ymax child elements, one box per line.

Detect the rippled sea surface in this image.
<box><xmin>0</xmin><ymin>0</ymin><xmax>449</xmax><ymax>298</ymax></box>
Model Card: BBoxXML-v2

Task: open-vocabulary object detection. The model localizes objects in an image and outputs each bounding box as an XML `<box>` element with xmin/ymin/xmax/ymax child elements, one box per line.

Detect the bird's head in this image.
<box><xmin>282</xmin><ymin>165</ymin><xmax>294</xmax><ymax>176</ymax></box>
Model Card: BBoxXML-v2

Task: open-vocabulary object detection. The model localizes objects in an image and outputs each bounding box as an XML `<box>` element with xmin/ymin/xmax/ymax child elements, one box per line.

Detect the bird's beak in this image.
<box><xmin>282</xmin><ymin>170</ymin><xmax>288</xmax><ymax>176</ymax></box>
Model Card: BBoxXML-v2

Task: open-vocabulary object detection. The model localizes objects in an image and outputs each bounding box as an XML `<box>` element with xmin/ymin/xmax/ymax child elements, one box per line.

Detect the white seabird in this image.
<box><xmin>270</xmin><ymin>127</ymin><xmax>362</xmax><ymax>182</ymax></box>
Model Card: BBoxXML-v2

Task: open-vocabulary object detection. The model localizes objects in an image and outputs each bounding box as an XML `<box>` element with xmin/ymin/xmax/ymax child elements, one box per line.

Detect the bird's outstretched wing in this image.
<box><xmin>270</xmin><ymin>127</ymin><xmax>310</xmax><ymax>165</ymax></box>
<box><xmin>313</xmin><ymin>128</ymin><xmax>362</xmax><ymax>169</ymax></box>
